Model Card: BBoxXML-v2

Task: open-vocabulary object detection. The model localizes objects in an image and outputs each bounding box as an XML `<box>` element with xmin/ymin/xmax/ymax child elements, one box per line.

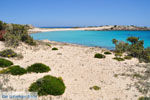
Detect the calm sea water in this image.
<box><xmin>30</xmin><ymin>30</ymin><xmax>150</xmax><ymax>50</ymax></box>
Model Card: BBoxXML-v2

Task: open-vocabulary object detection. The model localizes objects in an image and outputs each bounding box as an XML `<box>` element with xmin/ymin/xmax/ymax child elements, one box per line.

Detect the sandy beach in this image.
<box><xmin>1</xmin><ymin>0</ymin><xmax>150</xmax><ymax>99</ymax></box>
<box><xmin>0</xmin><ymin>40</ymin><xmax>145</xmax><ymax>100</ymax></box>
<box><xmin>28</xmin><ymin>26</ymin><xmax>114</xmax><ymax>33</ymax></box>
<box><xmin>28</xmin><ymin>25</ymin><xmax>150</xmax><ymax>34</ymax></box>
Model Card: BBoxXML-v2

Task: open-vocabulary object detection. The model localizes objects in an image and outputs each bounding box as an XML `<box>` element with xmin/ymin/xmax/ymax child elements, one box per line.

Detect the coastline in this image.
<box><xmin>28</xmin><ymin>25</ymin><xmax>150</xmax><ymax>34</ymax></box>
<box><xmin>28</xmin><ymin>26</ymin><xmax>113</xmax><ymax>33</ymax></box>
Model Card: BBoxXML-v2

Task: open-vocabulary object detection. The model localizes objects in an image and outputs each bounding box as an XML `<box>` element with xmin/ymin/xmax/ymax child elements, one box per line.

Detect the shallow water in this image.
<box><xmin>30</xmin><ymin>30</ymin><xmax>150</xmax><ymax>50</ymax></box>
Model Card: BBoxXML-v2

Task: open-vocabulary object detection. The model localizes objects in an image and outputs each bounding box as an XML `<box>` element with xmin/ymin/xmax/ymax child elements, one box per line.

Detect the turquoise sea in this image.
<box><xmin>30</xmin><ymin>30</ymin><xmax>150</xmax><ymax>50</ymax></box>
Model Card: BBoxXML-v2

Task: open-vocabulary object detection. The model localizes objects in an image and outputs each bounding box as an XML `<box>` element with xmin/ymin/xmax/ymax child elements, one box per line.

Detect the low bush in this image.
<box><xmin>27</xmin><ymin>63</ymin><xmax>51</xmax><ymax>73</ymax></box>
<box><xmin>138</xmin><ymin>96</ymin><xmax>150</xmax><ymax>100</ymax></box>
<box><xmin>112</xmin><ymin>37</ymin><xmax>150</xmax><ymax>63</ymax></box>
<box><xmin>0</xmin><ymin>58</ymin><xmax>13</xmax><ymax>68</ymax></box>
<box><xmin>112</xmin><ymin>40</ymin><xmax>129</xmax><ymax>53</ymax></box>
<box><xmin>0</xmin><ymin>49</ymin><xmax>17</xmax><ymax>58</ymax></box>
<box><xmin>104</xmin><ymin>51</ymin><xmax>112</xmax><ymax>55</ymax></box>
<box><xmin>124</xmin><ymin>56</ymin><xmax>132</xmax><ymax>60</ymax></box>
<box><xmin>52</xmin><ymin>47</ymin><xmax>58</xmax><ymax>50</ymax></box>
<box><xmin>29</xmin><ymin>75</ymin><xmax>66</xmax><ymax>96</ymax></box>
<box><xmin>113</xmin><ymin>57</ymin><xmax>125</xmax><ymax>61</ymax></box>
<box><xmin>90</xmin><ymin>86</ymin><xmax>101</xmax><ymax>91</ymax></box>
<box><xmin>0</xmin><ymin>68</ymin><xmax>10</xmax><ymax>74</ymax></box>
<box><xmin>46</xmin><ymin>43</ymin><xmax>51</xmax><ymax>47</ymax></box>
<box><xmin>3</xmin><ymin>32</ymin><xmax>20</xmax><ymax>47</ymax></box>
<box><xmin>94</xmin><ymin>53</ymin><xmax>105</xmax><ymax>59</ymax></box>
<box><xmin>0</xmin><ymin>65</ymin><xmax>27</xmax><ymax>75</ymax></box>
<box><xmin>21</xmin><ymin>34</ymin><xmax>36</xmax><ymax>46</ymax></box>
<box><xmin>1</xmin><ymin>21</ymin><xmax>36</xmax><ymax>47</ymax></box>
<box><xmin>115</xmin><ymin>53</ymin><xmax>122</xmax><ymax>57</ymax></box>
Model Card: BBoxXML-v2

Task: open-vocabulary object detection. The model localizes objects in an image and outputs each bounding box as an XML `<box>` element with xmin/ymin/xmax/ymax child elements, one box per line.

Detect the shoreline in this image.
<box><xmin>28</xmin><ymin>25</ymin><xmax>150</xmax><ymax>34</ymax></box>
<box><xmin>28</xmin><ymin>26</ymin><xmax>112</xmax><ymax>33</ymax></box>
<box><xmin>41</xmin><ymin>39</ymin><xmax>109</xmax><ymax>50</ymax></box>
<box><xmin>41</xmin><ymin>39</ymin><xmax>114</xmax><ymax>51</ymax></box>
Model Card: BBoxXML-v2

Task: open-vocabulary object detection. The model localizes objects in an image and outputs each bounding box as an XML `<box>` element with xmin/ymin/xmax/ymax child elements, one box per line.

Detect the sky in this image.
<box><xmin>0</xmin><ymin>0</ymin><xmax>150</xmax><ymax>27</ymax></box>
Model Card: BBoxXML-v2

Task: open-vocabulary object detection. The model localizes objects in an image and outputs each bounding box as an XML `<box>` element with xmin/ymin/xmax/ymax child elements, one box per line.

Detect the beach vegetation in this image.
<box><xmin>0</xmin><ymin>68</ymin><xmax>10</xmax><ymax>74</ymax></box>
<box><xmin>3</xmin><ymin>32</ymin><xmax>20</xmax><ymax>47</ymax></box>
<box><xmin>132</xmin><ymin>73</ymin><xmax>143</xmax><ymax>79</ymax></box>
<box><xmin>8</xmin><ymin>65</ymin><xmax>27</xmax><ymax>75</ymax></box>
<box><xmin>112</xmin><ymin>37</ymin><xmax>150</xmax><ymax>63</ymax></box>
<box><xmin>52</xmin><ymin>47</ymin><xmax>58</xmax><ymax>50</ymax></box>
<box><xmin>112</xmin><ymin>39</ymin><xmax>118</xmax><ymax>45</ymax></box>
<box><xmin>0</xmin><ymin>49</ymin><xmax>17</xmax><ymax>58</ymax></box>
<box><xmin>127</xmin><ymin>37</ymin><xmax>139</xmax><ymax>44</ymax></box>
<box><xmin>124</xmin><ymin>55</ymin><xmax>132</xmax><ymax>60</ymax></box>
<box><xmin>113</xmin><ymin>57</ymin><xmax>125</xmax><ymax>61</ymax></box>
<box><xmin>90</xmin><ymin>86</ymin><xmax>101</xmax><ymax>91</ymax></box>
<box><xmin>114</xmin><ymin>74</ymin><xmax>118</xmax><ymax>78</ymax></box>
<box><xmin>29</xmin><ymin>75</ymin><xmax>66</xmax><ymax>96</ymax></box>
<box><xmin>0</xmin><ymin>58</ymin><xmax>13</xmax><ymax>68</ymax></box>
<box><xmin>113</xmin><ymin>41</ymin><xmax>129</xmax><ymax>53</ymax></box>
<box><xmin>0</xmin><ymin>21</ymin><xmax>7</xmax><ymax>31</ymax></box>
<box><xmin>115</xmin><ymin>53</ymin><xmax>122</xmax><ymax>57</ymax></box>
<box><xmin>27</xmin><ymin>63</ymin><xmax>51</xmax><ymax>73</ymax></box>
<box><xmin>46</xmin><ymin>43</ymin><xmax>51</xmax><ymax>47</ymax></box>
<box><xmin>21</xmin><ymin>33</ymin><xmax>36</xmax><ymax>45</ymax></box>
<box><xmin>0</xmin><ymin>20</ymin><xmax>36</xmax><ymax>47</ymax></box>
<box><xmin>0</xmin><ymin>65</ymin><xmax>27</xmax><ymax>75</ymax></box>
<box><xmin>138</xmin><ymin>96</ymin><xmax>150</xmax><ymax>100</ymax></box>
<box><xmin>94</xmin><ymin>53</ymin><xmax>105</xmax><ymax>59</ymax></box>
<box><xmin>104</xmin><ymin>51</ymin><xmax>112</xmax><ymax>55</ymax></box>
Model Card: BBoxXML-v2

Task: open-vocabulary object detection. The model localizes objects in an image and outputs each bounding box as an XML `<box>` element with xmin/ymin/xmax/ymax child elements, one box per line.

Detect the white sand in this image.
<box><xmin>0</xmin><ymin>41</ymin><xmax>143</xmax><ymax>100</ymax></box>
<box><xmin>28</xmin><ymin>26</ymin><xmax>113</xmax><ymax>33</ymax></box>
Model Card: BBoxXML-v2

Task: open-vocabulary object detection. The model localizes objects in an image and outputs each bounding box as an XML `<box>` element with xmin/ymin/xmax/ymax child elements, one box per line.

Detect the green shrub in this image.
<box><xmin>27</xmin><ymin>63</ymin><xmax>50</xmax><ymax>73</ymax></box>
<box><xmin>112</xmin><ymin>38</ymin><xmax>129</xmax><ymax>53</ymax></box>
<box><xmin>0</xmin><ymin>58</ymin><xmax>13</xmax><ymax>68</ymax></box>
<box><xmin>2</xmin><ymin>21</ymin><xmax>36</xmax><ymax>47</ymax></box>
<box><xmin>127</xmin><ymin>37</ymin><xmax>139</xmax><ymax>44</ymax></box>
<box><xmin>0</xmin><ymin>68</ymin><xmax>10</xmax><ymax>74</ymax></box>
<box><xmin>112</xmin><ymin>39</ymin><xmax>118</xmax><ymax>45</ymax></box>
<box><xmin>46</xmin><ymin>43</ymin><xmax>51</xmax><ymax>47</ymax></box>
<box><xmin>132</xmin><ymin>73</ymin><xmax>142</xmax><ymax>78</ymax></box>
<box><xmin>115</xmin><ymin>53</ymin><xmax>122</xmax><ymax>57</ymax></box>
<box><xmin>113</xmin><ymin>57</ymin><xmax>125</xmax><ymax>61</ymax></box>
<box><xmin>114</xmin><ymin>74</ymin><xmax>118</xmax><ymax>78</ymax></box>
<box><xmin>124</xmin><ymin>56</ymin><xmax>132</xmax><ymax>60</ymax></box>
<box><xmin>9</xmin><ymin>65</ymin><xmax>26</xmax><ymax>75</ymax></box>
<box><xmin>139</xmin><ymin>48</ymin><xmax>150</xmax><ymax>63</ymax></box>
<box><xmin>21</xmin><ymin>34</ymin><xmax>36</xmax><ymax>46</ymax></box>
<box><xmin>52</xmin><ymin>47</ymin><xmax>58</xmax><ymax>50</ymax></box>
<box><xmin>115</xmin><ymin>42</ymin><xmax>129</xmax><ymax>53</ymax></box>
<box><xmin>29</xmin><ymin>75</ymin><xmax>66</xmax><ymax>96</ymax></box>
<box><xmin>3</xmin><ymin>32</ymin><xmax>20</xmax><ymax>47</ymax></box>
<box><xmin>0</xmin><ymin>49</ymin><xmax>17</xmax><ymax>58</ymax></box>
<box><xmin>104</xmin><ymin>51</ymin><xmax>112</xmax><ymax>55</ymax></box>
<box><xmin>90</xmin><ymin>86</ymin><xmax>101</xmax><ymax>91</ymax></box>
<box><xmin>94</xmin><ymin>53</ymin><xmax>105</xmax><ymax>59</ymax></box>
<box><xmin>112</xmin><ymin>37</ymin><xmax>150</xmax><ymax>63</ymax></box>
<box><xmin>0</xmin><ymin>65</ymin><xmax>27</xmax><ymax>75</ymax></box>
<box><xmin>138</xmin><ymin>96</ymin><xmax>150</xmax><ymax>100</ymax></box>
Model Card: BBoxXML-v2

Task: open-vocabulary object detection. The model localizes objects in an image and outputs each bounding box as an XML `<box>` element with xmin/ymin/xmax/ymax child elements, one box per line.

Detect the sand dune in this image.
<box><xmin>0</xmin><ymin>40</ymin><xmax>143</xmax><ymax>100</ymax></box>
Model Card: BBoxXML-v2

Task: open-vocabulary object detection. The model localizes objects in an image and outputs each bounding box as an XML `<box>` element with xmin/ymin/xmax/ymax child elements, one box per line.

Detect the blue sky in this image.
<box><xmin>0</xmin><ymin>0</ymin><xmax>150</xmax><ymax>27</ymax></box>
